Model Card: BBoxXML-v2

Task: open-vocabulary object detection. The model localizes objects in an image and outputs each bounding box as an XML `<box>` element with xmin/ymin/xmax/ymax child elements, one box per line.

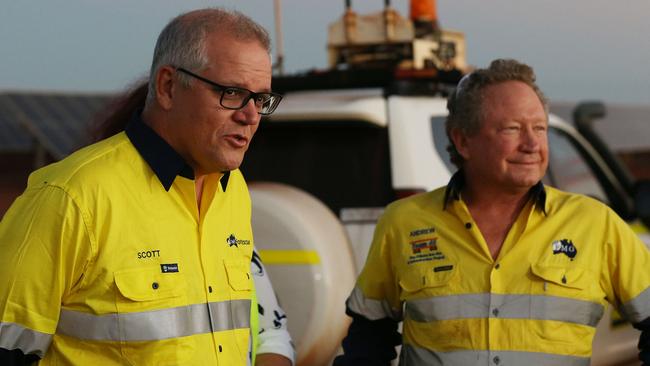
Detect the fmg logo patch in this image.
<box><xmin>552</xmin><ymin>239</ymin><xmax>577</xmax><ymax>259</ymax></box>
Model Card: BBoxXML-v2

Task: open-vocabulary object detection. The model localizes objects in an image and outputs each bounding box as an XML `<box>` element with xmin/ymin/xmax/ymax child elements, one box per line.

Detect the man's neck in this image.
<box><xmin>463</xmin><ymin>185</ymin><xmax>530</xmax><ymax>214</ymax></box>
<box><xmin>461</xmin><ymin>178</ymin><xmax>533</xmax><ymax>260</ymax></box>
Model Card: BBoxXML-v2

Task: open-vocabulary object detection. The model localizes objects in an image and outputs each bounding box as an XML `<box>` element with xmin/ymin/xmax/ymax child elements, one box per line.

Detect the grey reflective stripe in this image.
<box><xmin>621</xmin><ymin>286</ymin><xmax>650</xmax><ymax>323</ymax></box>
<box><xmin>57</xmin><ymin>299</ymin><xmax>250</xmax><ymax>341</ymax></box>
<box><xmin>208</xmin><ymin>300</ymin><xmax>251</xmax><ymax>332</ymax></box>
<box><xmin>406</xmin><ymin>293</ymin><xmax>604</xmax><ymax>327</ymax></box>
<box><xmin>399</xmin><ymin>344</ymin><xmax>590</xmax><ymax>366</ymax></box>
<box><xmin>0</xmin><ymin>322</ymin><xmax>52</xmax><ymax>358</ymax></box>
<box><xmin>346</xmin><ymin>286</ymin><xmax>402</xmax><ymax>321</ymax></box>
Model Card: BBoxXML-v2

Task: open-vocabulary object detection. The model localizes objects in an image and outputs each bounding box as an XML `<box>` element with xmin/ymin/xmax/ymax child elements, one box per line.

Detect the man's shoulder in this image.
<box><xmin>383</xmin><ymin>186</ymin><xmax>447</xmax><ymax>218</ymax></box>
<box><xmin>544</xmin><ymin>185</ymin><xmax>613</xmax><ymax>214</ymax></box>
<box><xmin>28</xmin><ymin>133</ymin><xmax>137</xmax><ymax>192</ymax></box>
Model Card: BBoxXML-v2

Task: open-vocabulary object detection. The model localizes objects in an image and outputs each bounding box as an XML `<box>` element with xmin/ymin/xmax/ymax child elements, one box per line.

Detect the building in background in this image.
<box><xmin>0</xmin><ymin>92</ymin><xmax>112</xmax><ymax>214</ymax></box>
<box><xmin>0</xmin><ymin>92</ymin><xmax>648</xmax><ymax>216</ymax></box>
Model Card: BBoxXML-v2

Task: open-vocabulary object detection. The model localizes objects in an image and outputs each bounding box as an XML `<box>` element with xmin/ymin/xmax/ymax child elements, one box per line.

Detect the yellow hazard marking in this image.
<box><xmin>258</xmin><ymin>249</ymin><xmax>321</xmax><ymax>265</ymax></box>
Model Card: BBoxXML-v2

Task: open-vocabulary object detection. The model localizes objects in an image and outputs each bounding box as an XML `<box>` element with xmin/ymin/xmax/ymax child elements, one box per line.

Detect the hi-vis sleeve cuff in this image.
<box><xmin>346</xmin><ymin>286</ymin><xmax>402</xmax><ymax>321</ymax></box>
<box><xmin>621</xmin><ymin>286</ymin><xmax>650</xmax><ymax>324</ymax></box>
<box><xmin>0</xmin><ymin>322</ymin><xmax>52</xmax><ymax>358</ymax></box>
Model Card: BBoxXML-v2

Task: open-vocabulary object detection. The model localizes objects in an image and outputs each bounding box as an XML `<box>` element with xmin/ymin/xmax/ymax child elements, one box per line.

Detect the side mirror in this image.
<box><xmin>634</xmin><ymin>180</ymin><xmax>650</xmax><ymax>228</ymax></box>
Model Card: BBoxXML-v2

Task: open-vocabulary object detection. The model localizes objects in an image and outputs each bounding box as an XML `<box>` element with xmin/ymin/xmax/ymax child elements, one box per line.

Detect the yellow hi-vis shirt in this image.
<box><xmin>347</xmin><ymin>176</ymin><xmax>650</xmax><ymax>366</ymax></box>
<box><xmin>0</xmin><ymin>127</ymin><xmax>254</xmax><ymax>365</ymax></box>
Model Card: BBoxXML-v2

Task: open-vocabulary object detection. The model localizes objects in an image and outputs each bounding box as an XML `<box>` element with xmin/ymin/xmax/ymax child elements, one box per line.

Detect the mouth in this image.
<box><xmin>224</xmin><ymin>133</ymin><xmax>249</xmax><ymax>148</ymax></box>
<box><xmin>508</xmin><ymin>161</ymin><xmax>543</xmax><ymax>169</ymax></box>
<box><xmin>509</xmin><ymin>159</ymin><xmax>541</xmax><ymax>165</ymax></box>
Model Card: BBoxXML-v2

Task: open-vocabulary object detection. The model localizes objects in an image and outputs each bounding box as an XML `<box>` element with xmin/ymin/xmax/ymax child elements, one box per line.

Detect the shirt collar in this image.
<box><xmin>443</xmin><ymin>170</ymin><xmax>547</xmax><ymax>215</ymax></box>
<box><xmin>125</xmin><ymin>110</ymin><xmax>231</xmax><ymax>192</ymax></box>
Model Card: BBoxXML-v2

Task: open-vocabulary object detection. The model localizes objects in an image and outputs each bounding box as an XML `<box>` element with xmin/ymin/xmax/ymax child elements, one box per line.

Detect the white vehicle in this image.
<box><xmin>243</xmin><ymin>1</ymin><xmax>650</xmax><ymax>365</ymax></box>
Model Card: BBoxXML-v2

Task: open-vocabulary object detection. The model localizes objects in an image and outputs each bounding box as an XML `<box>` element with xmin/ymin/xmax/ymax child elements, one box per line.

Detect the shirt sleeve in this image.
<box><xmin>252</xmin><ymin>249</ymin><xmax>295</xmax><ymax>364</ymax></box>
<box><xmin>334</xmin><ymin>208</ymin><xmax>403</xmax><ymax>365</ymax></box>
<box><xmin>0</xmin><ymin>185</ymin><xmax>94</xmax><ymax>362</ymax></box>
<box><xmin>599</xmin><ymin>208</ymin><xmax>650</xmax><ymax>364</ymax></box>
<box><xmin>600</xmin><ymin>210</ymin><xmax>650</xmax><ymax>323</ymax></box>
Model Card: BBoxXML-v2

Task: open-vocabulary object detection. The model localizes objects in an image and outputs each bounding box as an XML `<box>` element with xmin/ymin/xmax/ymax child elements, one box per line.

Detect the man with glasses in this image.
<box><xmin>0</xmin><ymin>8</ymin><xmax>290</xmax><ymax>366</ymax></box>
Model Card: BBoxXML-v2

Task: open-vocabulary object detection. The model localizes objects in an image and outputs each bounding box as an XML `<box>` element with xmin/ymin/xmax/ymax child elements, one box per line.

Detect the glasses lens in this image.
<box><xmin>217</xmin><ymin>87</ymin><xmax>282</xmax><ymax>115</ymax></box>
<box><xmin>258</xmin><ymin>94</ymin><xmax>282</xmax><ymax>115</ymax></box>
<box><xmin>220</xmin><ymin>88</ymin><xmax>250</xmax><ymax>109</ymax></box>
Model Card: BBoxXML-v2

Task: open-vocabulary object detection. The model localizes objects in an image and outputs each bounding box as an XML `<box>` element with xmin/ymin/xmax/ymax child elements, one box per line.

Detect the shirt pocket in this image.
<box><xmin>222</xmin><ymin>259</ymin><xmax>253</xmax><ymax>360</ymax></box>
<box><xmin>529</xmin><ymin>263</ymin><xmax>604</xmax><ymax>344</ymax></box>
<box><xmin>399</xmin><ymin>262</ymin><xmax>458</xmax><ymax>297</ymax></box>
<box><xmin>223</xmin><ymin>259</ymin><xmax>252</xmax><ymax>292</ymax></box>
<box><xmin>114</xmin><ymin>266</ymin><xmax>185</xmax><ymax>308</ymax></box>
<box><xmin>530</xmin><ymin>262</ymin><xmax>591</xmax><ymax>292</ymax></box>
<box><xmin>114</xmin><ymin>266</ymin><xmax>194</xmax><ymax>366</ymax></box>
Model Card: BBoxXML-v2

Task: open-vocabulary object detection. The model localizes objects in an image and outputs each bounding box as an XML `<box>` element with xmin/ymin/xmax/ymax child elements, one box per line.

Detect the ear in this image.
<box><xmin>154</xmin><ymin>66</ymin><xmax>176</xmax><ymax>110</ymax></box>
<box><xmin>450</xmin><ymin>128</ymin><xmax>471</xmax><ymax>160</ymax></box>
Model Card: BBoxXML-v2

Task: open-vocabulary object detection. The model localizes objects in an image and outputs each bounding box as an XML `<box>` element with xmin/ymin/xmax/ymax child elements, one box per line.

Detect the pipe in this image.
<box><xmin>273</xmin><ymin>0</ymin><xmax>284</xmax><ymax>75</ymax></box>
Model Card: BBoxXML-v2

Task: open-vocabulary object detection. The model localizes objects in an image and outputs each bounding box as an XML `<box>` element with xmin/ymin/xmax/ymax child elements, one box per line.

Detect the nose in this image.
<box><xmin>234</xmin><ymin>98</ymin><xmax>260</xmax><ymax>126</ymax></box>
<box><xmin>520</xmin><ymin>126</ymin><xmax>542</xmax><ymax>152</ymax></box>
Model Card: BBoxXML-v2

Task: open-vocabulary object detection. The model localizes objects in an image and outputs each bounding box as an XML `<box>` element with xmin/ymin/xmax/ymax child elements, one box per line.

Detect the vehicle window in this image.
<box><xmin>430</xmin><ymin>116</ymin><xmax>456</xmax><ymax>173</ymax></box>
<box><xmin>241</xmin><ymin>120</ymin><xmax>394</xmax><ymax>215</ymax></box>
<box><xmin>546</xmin><ymin>127</ymin><xmax>608</xmax><ymax>203</ymax></box>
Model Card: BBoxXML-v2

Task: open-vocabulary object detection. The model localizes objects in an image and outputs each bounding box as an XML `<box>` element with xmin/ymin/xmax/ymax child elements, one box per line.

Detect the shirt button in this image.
<box><xmin>208</xmin><ymin>286</ymin><xmax>213</xmax><ymax>293</ymax></box>
<box><xmin>218</xmin><ymin>345</ymin><xmax>223</xmax><ymax>353</ymax></box>
<box><xmin>152</xmin><ymin>282</ymin><xmax>159</xmax><ymax>290</ymax></box>
<box><xmin>493</xmin><ymin>356</ymin><xmax>500</xmax><ymax>364</ymax></box>
<box><xmin>495</xmin><ymin>263</ymin><xmax>500</xmax><ymax>269</ymax></box>
<box><xmin>492</xmin><ymin>308</ymin><xmax>499</xmax><ymax>317</ymax></box>
<box><xmin>465</xmin><ymin>222</ymin><xmax>472</xmax><ymax>229</ymax></box>
<box><xmin>562</xmin><ymin>275</ymin><xmax>567</xmax><ymax>284</ymax></box>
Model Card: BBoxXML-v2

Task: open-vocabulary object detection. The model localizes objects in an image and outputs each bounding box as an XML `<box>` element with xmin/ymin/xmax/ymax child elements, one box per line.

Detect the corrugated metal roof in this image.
<box><xmin>0</xmin><ymin>95</ymin><xmax>34</xmax><ymax>152</ymax></box>
<box><xmin>0</xmin><ymin>92</ymin><xmax>113</xmax><ymax>159</ymax></box>
<box><xmin>0</xmin><ymin>92</ymin><xmax>646</xmax><ymax>160</ymax></box>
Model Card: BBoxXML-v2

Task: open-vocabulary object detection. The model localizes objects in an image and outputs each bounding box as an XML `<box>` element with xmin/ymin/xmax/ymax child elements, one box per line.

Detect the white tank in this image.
<box><xmin>250</xmin><ymin>182</ymin><xmax>357</xmax><ymax>366</ymax></box>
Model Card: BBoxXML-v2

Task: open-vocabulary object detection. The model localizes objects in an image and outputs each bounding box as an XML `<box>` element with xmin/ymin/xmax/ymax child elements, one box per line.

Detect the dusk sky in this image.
<box><xmin>1</xmin><ymin>0</ymin><xmax>649</xmax><ymax>104</ymax></box>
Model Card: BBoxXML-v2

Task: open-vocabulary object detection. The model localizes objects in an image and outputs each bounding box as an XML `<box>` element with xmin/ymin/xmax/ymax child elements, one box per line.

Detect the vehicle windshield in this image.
<box><xmin>545</xmin><ymin>127</ymin><xmax>608</xmax><ymax>203</ymax></box>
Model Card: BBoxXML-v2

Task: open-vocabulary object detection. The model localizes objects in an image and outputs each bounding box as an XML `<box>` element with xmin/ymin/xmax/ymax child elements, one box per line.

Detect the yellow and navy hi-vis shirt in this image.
<box><xmin>346</xmin><ymin>172</ymin><xmax>650</xmax><ymax>366</ymax></box>
<box><xmin>0</xmin><ymin>113</ymin><xmax>254</xmax><ymax>366</ymax></box>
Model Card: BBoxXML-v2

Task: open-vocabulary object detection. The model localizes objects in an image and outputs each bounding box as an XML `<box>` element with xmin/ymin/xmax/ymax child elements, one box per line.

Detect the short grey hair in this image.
<box><xmin>145</xmin><ymin>8</ymin><xmax>271</xmax><ymax>106</ymax></box>
<box><xmin>445</xmin><ymin>58</ymin><xmax>549</xmax><ymax>168</ymax></box>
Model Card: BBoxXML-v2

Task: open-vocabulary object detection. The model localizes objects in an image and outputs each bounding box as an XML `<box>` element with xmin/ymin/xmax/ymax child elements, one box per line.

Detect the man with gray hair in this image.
<box><xmin>0</xmin><ymin>8</ymin><xmax>289</xmax><ymax>366</ymax></box>
<box><xmin>335</xmin><ymin>59</ymin><xmax>650</xmax><ymax>365</ymax></box>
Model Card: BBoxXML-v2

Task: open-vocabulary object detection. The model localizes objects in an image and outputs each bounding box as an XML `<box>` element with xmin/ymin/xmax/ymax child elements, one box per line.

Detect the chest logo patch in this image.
<box><xmin>407</xmin><ymin>237</ymin><xmax>445</xmax><ymax>265</ymax></box>
<box><xmin>552</xmin><ymin>239</ymin><xmax>577</xmax><ymax>259</ymax></box>
<box><xmin>410</xmin><ymin>238</ymin><xmax>438</xmax><ymax>254</ymax></box>
<box><xmin>161</xmin><ymin>263</ymin><xmax>179</xmax><ymax>273</ymax></box>
<box><xmin>226</xmin><ymin>234</ymin><xmax>251</xmax><ymax>248</ymax></box>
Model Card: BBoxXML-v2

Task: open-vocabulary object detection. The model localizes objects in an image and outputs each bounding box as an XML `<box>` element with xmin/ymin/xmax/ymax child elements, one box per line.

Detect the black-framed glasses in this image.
<box><xmin>176</xmin><ymin>67</ymin><xmax>283</xmax><ymax>115</ymax></box>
